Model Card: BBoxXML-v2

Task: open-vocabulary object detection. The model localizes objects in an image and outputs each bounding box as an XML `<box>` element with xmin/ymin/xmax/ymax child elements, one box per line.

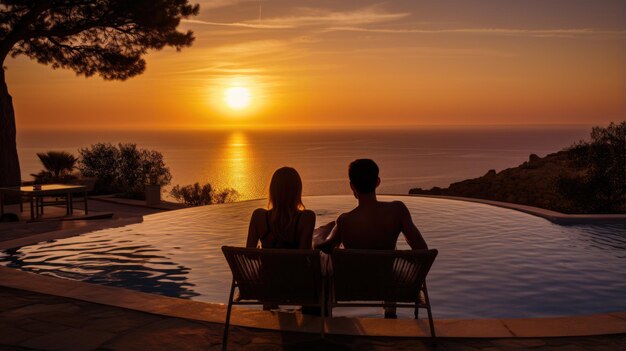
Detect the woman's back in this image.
<box><xmin>246</xmin><ymin>167</ymin><xmax>315</xmax><ymax>249</ymax></box>
<box><xmin>247</xmin><ymin>208</ymin><xmax>315</xmax><ymax>249</ymax></box>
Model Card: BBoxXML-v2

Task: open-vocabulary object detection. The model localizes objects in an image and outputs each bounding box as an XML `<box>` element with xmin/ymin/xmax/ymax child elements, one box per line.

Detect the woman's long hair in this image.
<box><xmin>268</xmin><ymin>167</ymin><xmax>305</xmax><ymax>240</ymax></box>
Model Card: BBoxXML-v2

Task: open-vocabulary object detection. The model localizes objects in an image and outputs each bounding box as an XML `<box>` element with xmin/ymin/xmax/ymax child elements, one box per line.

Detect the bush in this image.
<box><xmin>30</xmin><ymin>151</ymin><xmax>79</xmax><ymax>184</ymax></box>
<box><xmin>170</xmin><ymin>182</ymin><xmax>238</xmax><ymax>206</ymax></box>
<box><xmin>141</xmin><ymin>149</ymin><xmax>172</xmax><ymax>186</ymax></box>
<box><xmin>78</xmin><ymin>143</ymin><xmax>119</xmax><ymax>194</ymax></box>
<box><xmin>117</xmin><ymin>143</ymin><xmax>144</xmax><ymax>196</ymax></box>
<box><xmin>212</xmin><ymin>188</ymin><xmax>239</xmax><ymax>204</ymax></box>
<box><xmin>558</xmin><ymin>121</ymin><xmax>626</xmax><ymax>213</ymax></box>
<box><xmin>78</xmin><ymin>143</ymin><xmax>172</xmax><ymax>197</ymax></box>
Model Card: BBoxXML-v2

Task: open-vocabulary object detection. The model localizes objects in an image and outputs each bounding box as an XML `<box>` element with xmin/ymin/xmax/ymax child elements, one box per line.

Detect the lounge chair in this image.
<box><xmin>329</xmin><ymin>248</ymin><xmax>438</xmax><ymax>338</ymax></box>
<box><xmin>221</xmin><ymin>246</ymin><xmax>326</xmax><ymax>351</ymax></box>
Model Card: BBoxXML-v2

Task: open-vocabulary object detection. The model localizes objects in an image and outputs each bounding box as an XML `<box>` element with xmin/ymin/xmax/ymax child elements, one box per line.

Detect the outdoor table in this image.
<box><xmin>0</xmin><ymin>184</ymin><xmax>88</xmax><ymax>221</ymax></box>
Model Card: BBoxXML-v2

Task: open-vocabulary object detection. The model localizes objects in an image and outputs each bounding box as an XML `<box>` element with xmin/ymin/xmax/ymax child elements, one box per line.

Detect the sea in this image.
<box><xmin>17</xmin><ymin>127</ymin><xmax>591</xmax><ymax>200</ymax></box>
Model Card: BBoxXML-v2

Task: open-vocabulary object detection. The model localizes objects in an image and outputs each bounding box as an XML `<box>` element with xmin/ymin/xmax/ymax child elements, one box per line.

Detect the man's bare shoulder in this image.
<box><xmin>336</xmin><ymin>211</ymin><xmax>351</xmax><ymax>223</ymax></box>
<box><xmin>378</xmin><ymin>200</ymin><xmax>408</xmax><ymax>213</ymax></box>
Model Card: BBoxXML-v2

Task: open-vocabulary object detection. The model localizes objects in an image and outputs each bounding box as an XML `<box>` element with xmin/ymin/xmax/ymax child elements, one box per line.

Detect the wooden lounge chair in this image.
<box><xmin>221</xmin><ymin>246</ymin><xmax>326</xmax><ymax>351</ymax></box>
<box><xmin>329</xmin><ymin>248</ymin><xmax>438</xmax><ymax>338</ymax></box>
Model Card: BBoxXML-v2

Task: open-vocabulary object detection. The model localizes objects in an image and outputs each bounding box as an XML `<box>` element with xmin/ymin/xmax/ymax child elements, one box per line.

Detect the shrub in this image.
<box><xmin>141</xmin><ymin>149</ymin><xmax>172</xmax><ymax>186</ymax></box>
<box><xmin>117</xmin><ymin>143</ymin><xmax>145</xmax><ymax>196</ymax></box>
<box><xmin>170</xmin><ymin>182</ymin><xmax>238</xmax><ymax>206</ymax></box>
<box><xmin>558</xmin><ymin>121</ymin><xmax>626</xmax><ymax>213</ymax></box>
<box><xmin>31</xmin><ymin>151</ymin><xmax>79</xmax><ymax>184</ymax></box>
<box><xmin>212</xmin><ymin>188</ymin><xmax>239</xmax><ymax>204</ymax></box>
<box><xmin>78</xmin><ymin>143</ymin><xmax>171</xmax><ymax>197</ymax></box>
<box><xmin>78</xmin><ymin>143</ymin><xmax>120</xmax><ymax>194</ymax></box>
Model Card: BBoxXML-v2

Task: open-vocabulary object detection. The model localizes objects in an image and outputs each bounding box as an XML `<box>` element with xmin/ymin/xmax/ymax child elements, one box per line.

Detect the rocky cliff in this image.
<box><xmin>409</xmin><ymin>151</ymin><xmax>588</xmax><ymax>213</ymax></box>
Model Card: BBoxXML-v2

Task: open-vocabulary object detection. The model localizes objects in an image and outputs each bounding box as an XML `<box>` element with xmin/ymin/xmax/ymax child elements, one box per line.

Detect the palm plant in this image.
<box><xmin>32</xmin><ymin>151</ymin><xmax>78</xmax><ymax>182</ymax></box>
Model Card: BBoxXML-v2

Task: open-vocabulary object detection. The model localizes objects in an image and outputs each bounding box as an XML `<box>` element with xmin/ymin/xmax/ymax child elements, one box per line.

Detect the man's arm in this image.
<box><xmin>396</xmin><ymin>202</ymin><xmax>428</xmax><ymax>250</ymax></box>
<box><xmin>313</xmin><ymin>214</ymin><xmax>345</xmax><ymax>252</ymax></box>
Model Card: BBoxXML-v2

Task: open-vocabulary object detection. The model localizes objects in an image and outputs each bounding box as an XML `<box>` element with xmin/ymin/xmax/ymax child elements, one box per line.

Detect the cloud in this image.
<box><xmin>196</xmin><ymin>0</ymin><xmax>242</xmax><ymax>10</ymax></box>
<box><xmin>324</xmin><ymin>26</ymin><xmax>626</xmax><ymax>38</ymax></box>
<box><xmin>185</xmin><ymin>2</ymin><xmax>626</xmax><ymax>41</ymax></box>
<box><xmin>184</xmin><ymin>5</ymin><xmax>410</xmax><ymax>30</ymax></box>
<box><xmin>183</xmin><ymin>19</ymin><xmax>290</xmax><ymax>29</ymax></box>
<box><xmin>247</xmin><ymin>6</ymin><xmax>410</xmax><ymax>28</ymax></box>
<box><xmin>209</xmin><ymin>36</ymin><xmax>319</xmax><ymax>55</ymax></box>
<box><xmin>212</xmin><ymin>39</ymin><xmax>295</xmax><ymax>55</ymax></box>
<box><xmin>179</xmin><ymin>64</ymin><xmax>265</xmax><ymax>75</ymax></box>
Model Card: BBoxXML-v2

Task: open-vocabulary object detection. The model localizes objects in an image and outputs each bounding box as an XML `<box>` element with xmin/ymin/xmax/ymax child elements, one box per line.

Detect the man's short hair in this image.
<box><xmin>349</xmin><ymin>159</ymin><xmax>379</xmax><ymax>194</ymax></box>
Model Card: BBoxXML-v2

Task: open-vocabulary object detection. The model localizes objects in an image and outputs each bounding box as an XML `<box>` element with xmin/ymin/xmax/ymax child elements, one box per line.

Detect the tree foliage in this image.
<box><xmin>558</xmin><ymin>121</ymin><xmax>626</xmax><ymax>213</ymax></box>
<box><xmin>1</xmin><ymin>0</ymin><xmax>199</xmax><ymax>79</ymax></box>
<box><xmin>0</xmin><ymin>0</ymin><xmax>199</xmax><ymax>196</ymax></box>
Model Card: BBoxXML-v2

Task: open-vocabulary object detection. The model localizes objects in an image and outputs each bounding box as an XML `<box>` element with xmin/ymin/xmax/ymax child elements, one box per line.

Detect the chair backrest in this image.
<box><xmin>222</xmin><ymin>246</ymin><xmax>323</xmax><ymax>305</ymax></box>
<box><xmin>331</xmin><ymin>249</ymin><xmax>438</xmax><ymax>303</ymax></box>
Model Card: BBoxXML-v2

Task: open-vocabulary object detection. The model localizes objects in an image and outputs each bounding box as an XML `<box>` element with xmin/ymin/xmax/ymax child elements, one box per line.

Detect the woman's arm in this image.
<box><xmin>246</xmin><ymin>209</ymin><xmax>265</xmax><ymax>248</ymax></box>
<box><xmin>298</xmin><ymin>210</ymin><xmax>316</xmax><ymax>249</ymax></box>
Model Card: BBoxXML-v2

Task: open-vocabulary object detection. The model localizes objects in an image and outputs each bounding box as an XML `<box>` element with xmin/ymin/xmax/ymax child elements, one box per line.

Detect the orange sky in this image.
<box><xmin>6</xmin><ymin>0</ymin><xmax>626</xmax><ymax>130</ymax></box>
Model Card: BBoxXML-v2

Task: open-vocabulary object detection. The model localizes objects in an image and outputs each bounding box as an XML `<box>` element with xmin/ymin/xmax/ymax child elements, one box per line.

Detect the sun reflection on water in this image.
<box><xmin>221</xmin><ymin>132</ymin><xmax>255</xmax><ymax>200</ymax></box>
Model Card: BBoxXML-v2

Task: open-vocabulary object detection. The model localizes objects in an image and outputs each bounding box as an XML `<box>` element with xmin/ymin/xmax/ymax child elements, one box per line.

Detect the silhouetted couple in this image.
<box><xmin>246</xmin><ymin>159</ymin><xmax>428</xmax><ymax>317</ymax></box>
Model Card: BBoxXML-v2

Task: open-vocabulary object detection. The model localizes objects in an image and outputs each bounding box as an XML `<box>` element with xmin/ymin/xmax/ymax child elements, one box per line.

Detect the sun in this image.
<box><xmin>224</xmin><ymin>87</ymin><xmax>251</xmax><ymax>110</ymax></box>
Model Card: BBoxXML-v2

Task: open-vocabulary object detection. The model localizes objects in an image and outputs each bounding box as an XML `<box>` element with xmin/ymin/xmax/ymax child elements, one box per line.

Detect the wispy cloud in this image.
<box><xmin>178</xmin><ymin>64</ymin><xmax>265</xmax><ymax>76</ymax></box>
<box><xmin>211</xmin><ymin>37</ymin><xmax>316</xmax><ymax>55</ymax></box>
<box><xmin>196</xmin><ymin>0</ymin><xmax>242</xmax><ymax>10</ymax></box>
<box><xmin>186</xmin><ymin>3</ymin><xmax>626</xmax><ymax>41</ymax></box>
<box><xmin>184</xmin><ymin>5</ymin><xmax>410</xmax><ymax>30</ymax></box>
<box><xmin>325</xmin><ymin>26</ymin><xmax>626</xmax><ymax>38</ymax></box>
<box><xmin>247</xmin><ymin>6</ymin><xmax>410</xmax><ymax>28</ymax></box>
<box><xmin>329</xmin><ymin>45</ymin><xmax>518</xmax><ymax>59</ymax></box>
<box><xmin>183</xmin><ymin>19</ymin><xmax>290</xmax><ymax>29</ymax></box>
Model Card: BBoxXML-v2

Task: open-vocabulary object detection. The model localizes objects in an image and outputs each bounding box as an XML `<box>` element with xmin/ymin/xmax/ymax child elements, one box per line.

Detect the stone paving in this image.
<box><xmin>0</xmin><ymin>199</ymin><xmax>161</xmax><ymax>242</ymax></box>
<box><xmin>0</xmin><ymin>287</ymin><xmax>625</xmax><ymax>351</ymax></box>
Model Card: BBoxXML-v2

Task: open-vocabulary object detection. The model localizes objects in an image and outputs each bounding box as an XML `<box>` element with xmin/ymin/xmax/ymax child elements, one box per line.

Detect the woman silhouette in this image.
<box><xmin>246</xmin><ymin>167</ymin><xmax>315</xmax><ymax>249</ymax></box>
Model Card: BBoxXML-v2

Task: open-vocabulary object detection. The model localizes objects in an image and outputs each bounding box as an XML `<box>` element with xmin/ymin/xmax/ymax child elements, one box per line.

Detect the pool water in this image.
<box><xmin>1</xmin><ymin>196</ymin><xmax>625</xmax><ymax>319</ymax></box>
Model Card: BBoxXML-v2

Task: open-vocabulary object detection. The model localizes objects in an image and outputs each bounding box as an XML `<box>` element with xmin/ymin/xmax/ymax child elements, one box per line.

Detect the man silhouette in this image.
<box><xmin>316</xmin><ymin>158</ymin><xmax>427</xmax><ymax>250</ymax></box>
<box><xmin>314</xmin><ymin>158</ymin><xmax>428</xmax><ymax>317</ymax></box>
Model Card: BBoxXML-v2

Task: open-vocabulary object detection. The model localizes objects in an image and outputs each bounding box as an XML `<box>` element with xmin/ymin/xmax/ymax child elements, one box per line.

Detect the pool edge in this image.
<box><xmin>1</xmin><ymin>266</ymin><xmax>624</xmax><ymax>339</ymax></box>
<box><xmin>399</xmin><ymin>194</ymin><xmax>626</xmax><ymax>225</ymax></box>
<box><xmin>95</xmin><ymin>194</ymin><xmax>626</xmax><ymax>226</ymax></box>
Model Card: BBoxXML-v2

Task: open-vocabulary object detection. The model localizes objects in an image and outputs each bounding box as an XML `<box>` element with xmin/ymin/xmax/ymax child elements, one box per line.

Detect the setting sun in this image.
<box><xmin>224</xmin><ymin>87</ymin><xmax>251</xmax><ymax>110</ymax></box>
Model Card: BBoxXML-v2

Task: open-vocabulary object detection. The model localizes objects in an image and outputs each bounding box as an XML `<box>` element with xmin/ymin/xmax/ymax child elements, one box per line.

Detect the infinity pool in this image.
<box><xmin>1</xmin><ymin>196</ymin><xmax>625</xmax><ymax>319</ymax></box>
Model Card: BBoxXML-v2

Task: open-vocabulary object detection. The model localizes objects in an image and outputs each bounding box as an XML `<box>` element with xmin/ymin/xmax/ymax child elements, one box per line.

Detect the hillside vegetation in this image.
<box><xmin>410</xmin><ymin>122</ymin><xmax>625</xmax><ymax>214</ymax></box>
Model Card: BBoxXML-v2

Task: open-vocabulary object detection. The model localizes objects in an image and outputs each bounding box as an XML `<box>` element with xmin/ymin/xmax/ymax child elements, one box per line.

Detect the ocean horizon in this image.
<box><xmin>17</xmin><ymin>126</ymin><xmax>591</xmax><ymax>200</ymax></box>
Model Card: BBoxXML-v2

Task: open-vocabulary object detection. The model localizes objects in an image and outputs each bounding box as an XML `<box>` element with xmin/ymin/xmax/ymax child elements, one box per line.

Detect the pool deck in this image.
<box><xmin>1</xmin><ymin>264</ymin><xmax>626</xmax><ymax>340</ymax></box>
<box><xmin>3</xmin><ymin>287</ymin><xmax>625</xmax><ymax>351</ymax></box>
<box><xmin>1</xmin><ymin>197</ymin><xmax>625</xmax><ymax>350</ymax></box>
